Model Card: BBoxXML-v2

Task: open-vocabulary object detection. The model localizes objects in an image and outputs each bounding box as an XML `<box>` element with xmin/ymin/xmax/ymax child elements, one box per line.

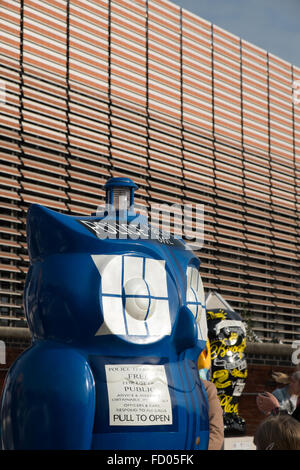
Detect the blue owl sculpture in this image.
<box><xmin>0</xmin><ymin>178</ymin><xmax>209</xmax><ymax>450</ymax></box>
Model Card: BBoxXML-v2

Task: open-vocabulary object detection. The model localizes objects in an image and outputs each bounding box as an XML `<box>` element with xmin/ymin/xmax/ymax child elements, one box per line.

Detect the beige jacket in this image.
<box><xmin>203</xmin><ymin>379</ymin><xmax>224</xmax><ymax>450</ymax></box>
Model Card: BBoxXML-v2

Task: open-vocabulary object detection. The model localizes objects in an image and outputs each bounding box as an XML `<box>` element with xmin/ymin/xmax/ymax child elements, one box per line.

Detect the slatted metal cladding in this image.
<box><xmin>0</xmin><ymin>0</ymin><xmax>300</xmax><ymax>343</ymax></box>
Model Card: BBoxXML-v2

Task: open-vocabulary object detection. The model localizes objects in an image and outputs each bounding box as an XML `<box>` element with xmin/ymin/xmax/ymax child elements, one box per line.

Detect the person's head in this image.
<box><xmin>254</xmin><ymin>414</ymin><xmax>300</xmax><ymax>450</ymax></box>
<box><xmin>289</xmin><ymin>371</ymin><xmax>300</xmax><ymax>396</ymax></box>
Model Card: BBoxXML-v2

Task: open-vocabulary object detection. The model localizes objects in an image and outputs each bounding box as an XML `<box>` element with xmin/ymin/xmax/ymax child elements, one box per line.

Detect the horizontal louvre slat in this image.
<box><xmin>21</xmin><ymin>181</ymin><xmax>68</xmax><ymax>199</ymax></box>
<box><xmin>21</xmin><ymin>193</ymin><xmax>67</xmax><ymax>210</ymax></box>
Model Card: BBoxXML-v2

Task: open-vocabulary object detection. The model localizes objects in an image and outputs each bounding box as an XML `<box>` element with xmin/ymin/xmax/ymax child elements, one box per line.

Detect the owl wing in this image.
<box><xmin>1</xmin><ymin>343</ymin><xmax>96</xmax><ymax>449</ymax></box>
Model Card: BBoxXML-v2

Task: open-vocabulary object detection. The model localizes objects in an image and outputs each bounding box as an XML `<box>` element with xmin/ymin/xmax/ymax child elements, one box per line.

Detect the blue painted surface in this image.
<box><xmin>0</xmin><ymin>179</ymin><xmax>209</xmax><ymax>450</ymax></box>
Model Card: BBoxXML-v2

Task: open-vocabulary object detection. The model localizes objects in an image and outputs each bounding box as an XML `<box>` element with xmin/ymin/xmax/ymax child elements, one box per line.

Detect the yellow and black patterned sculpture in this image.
<box><xmin>206</xmin><ymin>292</ymin><xmax>248</xmax><ymax>436</ymax></box>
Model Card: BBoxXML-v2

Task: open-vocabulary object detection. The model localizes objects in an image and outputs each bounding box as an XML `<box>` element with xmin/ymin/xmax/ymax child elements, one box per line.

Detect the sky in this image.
<box><xmin>173</xmin><ymin>0</ymin><xmax>300</xmax><ymax>68</ymax></box>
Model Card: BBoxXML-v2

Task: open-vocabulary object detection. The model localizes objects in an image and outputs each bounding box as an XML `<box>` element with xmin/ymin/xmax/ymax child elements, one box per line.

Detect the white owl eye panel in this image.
<box><xmin>91</xmin><ymin>254</ymin><xmax>172</xmax><ymax>343</ymax></box>
<box><xmin>186</xmin><ymin>266</ymin><xmax>207</xmax><ymax>342</ymax></box>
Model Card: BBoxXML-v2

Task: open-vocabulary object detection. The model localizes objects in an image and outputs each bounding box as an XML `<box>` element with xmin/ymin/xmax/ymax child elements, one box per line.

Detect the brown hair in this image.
<box><xmin>254</xmin><ymin>414</ymin><xmax>300</xmax><ymax>450</ymax></box>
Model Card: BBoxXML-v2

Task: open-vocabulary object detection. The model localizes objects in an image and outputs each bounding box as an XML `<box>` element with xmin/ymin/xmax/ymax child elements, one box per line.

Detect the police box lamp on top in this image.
<box><xmin>104</xmin><ymin>177</ymin><xmax>138</xmax><ymax>213</ymax></box>
<box><xmin>91</xmin><ymin>177</ymin><xmax>183</xmax><ymax>245</ymax></box>
<box><xmin>1</xmin><ymin>176</ymin><xmax>211</xmax><ymax>450</ymax></box>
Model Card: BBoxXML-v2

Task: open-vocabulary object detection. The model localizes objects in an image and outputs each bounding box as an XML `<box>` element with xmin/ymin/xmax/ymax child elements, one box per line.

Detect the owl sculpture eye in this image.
<box><xmin>91</xmin><ymin>254</ymin><xmax>172</xmax><ymax>343</ymax></box>
<box><xmin>186</xmin><ymin>266</ymin><xmax>207</xmax><ymax>342</ymax></box>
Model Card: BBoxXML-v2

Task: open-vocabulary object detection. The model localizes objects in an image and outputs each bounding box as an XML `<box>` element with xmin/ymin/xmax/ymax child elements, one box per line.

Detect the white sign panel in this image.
<box><xmin>105</xmin><ymin>364</ymin><xmax>173</xmax><ymax>426</ymax></box>
<box><xmin>224</xmin><ymin>436</ymin><xmax>255</xmax><ymax>450</ymax></box>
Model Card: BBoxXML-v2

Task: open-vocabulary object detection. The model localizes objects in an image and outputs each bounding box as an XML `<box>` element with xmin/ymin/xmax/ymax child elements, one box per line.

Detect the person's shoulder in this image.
<box><xmin>202</xmin><ymin>379</ymin><xmax>218</xmax><ymax>397</ymax></box>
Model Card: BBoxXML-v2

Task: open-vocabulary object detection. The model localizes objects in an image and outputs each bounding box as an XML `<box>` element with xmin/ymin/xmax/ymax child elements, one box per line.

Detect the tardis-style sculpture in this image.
<box><xmin>206</xmin><ymin>292</ymin><xmax>247</xmax><ymax>436</ymax></box>
<box><xmin>0</xmin><ymin>178</ymin><xmax>209</xmax><ymax>450</ymax></box>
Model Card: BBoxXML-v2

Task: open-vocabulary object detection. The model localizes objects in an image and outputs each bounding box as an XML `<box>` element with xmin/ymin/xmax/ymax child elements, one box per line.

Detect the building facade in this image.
<box><xmin>1</xmin><ymin>0</ymin><xmax>300</xmax><ymax>343</ymax></box>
